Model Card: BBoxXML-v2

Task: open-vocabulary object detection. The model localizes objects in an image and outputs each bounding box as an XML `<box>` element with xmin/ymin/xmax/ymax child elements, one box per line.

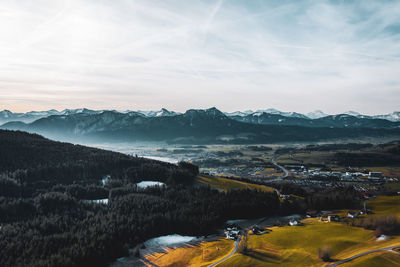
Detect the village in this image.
<box><xmin>201</xmin><ymin>163</ymin><xmax>399</xmax><ymax>194</ymax></box>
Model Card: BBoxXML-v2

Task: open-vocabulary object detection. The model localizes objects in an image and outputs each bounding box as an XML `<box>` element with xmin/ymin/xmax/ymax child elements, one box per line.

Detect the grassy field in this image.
<box><xmin>277</xmin><ymin>152</ymin><xmax>334</xmax><ymax>166</ymax></box>
<box><xmin>144</xmin><ymin>195</ymin><xmax>400</xmax><ymax>266</ymax></box>
<box><xmin>145</xmin><ymin>238</ymin><xmax>234</xmax><ymax>267</ymax></box>
<box><xmin>197</xmin><ymin>176</ymin><xmax>275</xmax><ymax>193</ymax></box>
<box><xmin>367</xmin><ymin>195</ymin><xmax>400</xmax><ymax>217</ymax></box>
<box><xmin>147</xmin><ymin>218</ymin><xmax>400</xmax><ymax>267</ymax></box>
<box><xmin>367</xmin><ymin>166</ymin><xmax>400</xmax><ymax>177</ymax></box>
<box><xmin>384</xmin><ymin>182</ymin><xmax>400</xmax><ymax>190</ymax></box>
<box><xmin>341</xmin><ymin>250</ymin><xmax>400</xmax><ymax>266</ymax></box>
<box><xmin>218</xmin><ymin>219</ymin><xmax>400</xmax><ymax>267</ymax></box>
<box><xmin>218</xmin><ymin>196</ymin><xmax>400</xmax><ymax>266</ymax></box>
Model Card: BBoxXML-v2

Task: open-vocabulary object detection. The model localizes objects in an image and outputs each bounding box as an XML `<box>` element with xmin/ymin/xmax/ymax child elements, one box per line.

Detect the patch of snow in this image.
<box><xmin>377</xmin><ymin>235</ymin><xmax>388</xmax><ymax>241</ymax></box>
<box><xmin>307</xmin><ymin>110</ymin><xmax>329</xmax><ymax>119</ymax></box>
<box><xmin>85</xmin><ymin>199</ymin><xmax>108</xmax><ymax>204</ymax></box>
<box><xmin>344</xmin><ymin>111</ymin><xmax>362</xmax><ymax>117</ymax></box>
<box><xmin>372</xmin><ymin>111</ymin><xmax>400</xmax><ymax>122</ymax></box>
<box><xmin>136</xmin><ymin>181</ymin><xmax>165</xmax><ymax>188</ymax></box>
<box><xmin>225</xmin><ymin>111</ymin><xmax>254</xmax><ymax>117</ymax></box>
<box><xmin>137</xmin><ymin>108</ymin><xmax>180</xmax><ymax>117</ymax></box>
<box><xmin>102</xmin><ymin>175</ymin><xmax>111</xmax><ymax>186</ymax></box>
<box><xmin>144</xmin><ymin>234</ymin><xmax>197</xmax><ymax>248</ymax></box>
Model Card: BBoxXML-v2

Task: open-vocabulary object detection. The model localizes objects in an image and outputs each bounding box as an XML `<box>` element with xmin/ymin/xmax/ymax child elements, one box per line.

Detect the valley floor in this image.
<box><xmin>142</xmin><ymin>196</ymin><xmax>400</xmax><ymax>267</ymax></box>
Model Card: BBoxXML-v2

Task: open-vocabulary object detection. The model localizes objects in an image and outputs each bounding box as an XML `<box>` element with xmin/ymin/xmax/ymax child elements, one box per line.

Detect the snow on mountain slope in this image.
<box><xmin>137</xmin><ymin>108</ymin><xmax>181</xmax><ymax>117</ymax></box>
<box><xmin>226</xmin><ymin>109</ymin><xmax>308</xmax><ymax>119</ymax></box>
<box><xmin>373</xmin><ymin>112</ymin><xmax>400</xmax><ymax>122</ymax></box>
<box><xmin>306</xmin><ymin>110</ymin><xmax>329</xmax><ymax>119</ymax></box>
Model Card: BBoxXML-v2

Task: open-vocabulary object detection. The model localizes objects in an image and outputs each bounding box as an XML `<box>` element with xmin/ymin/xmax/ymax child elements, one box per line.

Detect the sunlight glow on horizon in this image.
<box><xmin>0</xmin><ymin>0</ymin><xmax>399</xmax><ymax>114</ymax></box>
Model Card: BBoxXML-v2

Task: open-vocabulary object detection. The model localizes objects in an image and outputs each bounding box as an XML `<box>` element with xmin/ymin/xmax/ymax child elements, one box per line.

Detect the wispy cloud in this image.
<box><xmin>0</xmin><ymin>0</ymin><xmax>399</xmax><ymax>114</ymax></box>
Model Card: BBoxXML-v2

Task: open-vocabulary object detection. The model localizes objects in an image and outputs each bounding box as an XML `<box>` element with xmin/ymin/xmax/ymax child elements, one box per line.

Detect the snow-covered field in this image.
<box><xmin>84</xmin><ymin>199</ymin><xmax>108</xmax><ymax>204</ymax></box>
<box><xmin>136</xmin><ymin>181</ymin><xmax>165</xmax><ymax>188</ymax></box>
<box><xmin>144</xmin><ymin>234</ymin><xmax>197</xmax><ymax>248</ymax></box>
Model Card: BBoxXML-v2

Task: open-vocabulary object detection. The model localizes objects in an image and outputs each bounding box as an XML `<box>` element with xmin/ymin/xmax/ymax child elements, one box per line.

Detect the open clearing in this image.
<box><xmin>197</xmin><ymin>176</ymin><xmax>275</xmax><ymax>192</ymax></box>
<box><xmin>341</xmin><ymin>250</ymin><xmax>400</xmax><ymax>266</ymax></box>
<box><xmin>367</xmin><ymin>166</ymin><xmax>400</xmax><ymax>177</ymax></box>
<box><xmin>218</xmin><ymin>219</ymin><xmax>400</xmax><ymax>267</ymax></box>
<box><xmin>143</xmin><ymin>194</ymin><xmax>400</xmax><ymax>266</ymax></box>
<box><xmin>367</xmin><ymin>195</ymin><xmax>400</xmax><ymax>217</ymax></box>
<box><xmin>145</xmin><ymin>219</ymin><xmax>400</xmax><ymax>267</ymax></box>
<box><xmin>144</xmin><ymin>238</ymin><xmax>235</xmax><ymax>267</ymax></box>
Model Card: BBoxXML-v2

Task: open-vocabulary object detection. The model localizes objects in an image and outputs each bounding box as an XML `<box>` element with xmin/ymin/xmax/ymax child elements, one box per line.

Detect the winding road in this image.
<box><xmin>327</xmin><ymin>245</ymin><xmax>400</xmax><ymax>266</ymax></box>
<box><xmin>270</xmin><ymin>157</ymin><xmax>289</xmax><ymax>179</ymax></box>
<box><xmin>207</xmin><ymin>234</ymin><xmax>242</xmax><ymax>267</ymax></box>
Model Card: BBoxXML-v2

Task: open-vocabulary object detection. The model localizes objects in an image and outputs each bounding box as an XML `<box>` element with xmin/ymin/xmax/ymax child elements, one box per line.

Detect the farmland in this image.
<box><xmin>218</xmin><ymin>219</ymin><xmax>400</xmax><ymax>267</ymax></box>
<box><xmin>341</xmin><ymin>251</ymin><xmax>400</xmax><ymax>266</ymax></box>
<box><xmin>144</xmin><ymin>238</ymin><xmax>235</xmax><ymax>267</ymax></box>
<box><xmin>197</xmin><ymin>175</ymin><xmax>275</xmax><ymax>193</ymax></box>
<box><xmin>143</xmin><ymin>195</ymin><xmax>400</xmax><ymax>266</ymax></box>
<box><xmin>367</xmin><ymin>195</ymin><xmax>400</xmax><ymax>217</ymax></box>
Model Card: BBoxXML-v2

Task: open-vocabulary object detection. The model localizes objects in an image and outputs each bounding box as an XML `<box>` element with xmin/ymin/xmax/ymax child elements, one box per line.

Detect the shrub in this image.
<box><xmin>318</xmin><ymin>246</ymin><xmax>332</xmax><ymax>262</ymax></box>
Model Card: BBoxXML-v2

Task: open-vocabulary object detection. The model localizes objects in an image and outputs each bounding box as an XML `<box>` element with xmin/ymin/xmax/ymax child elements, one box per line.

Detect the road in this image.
<box><xmin>207</xmin><ymin>234</ymin><xmax>242</xmax><ymax>267</ymax></box>
<box><xmin>327</xmin><ymin>245</ymin><xmax>400</xmax><ymax>266</ymax></box>
<box><xmin>270</xmin><ymin>157</ymin><xmax>289</xmax><ymax>179</ymax></box>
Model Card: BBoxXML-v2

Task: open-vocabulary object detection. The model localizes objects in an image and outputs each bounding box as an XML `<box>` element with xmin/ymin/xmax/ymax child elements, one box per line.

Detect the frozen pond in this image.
<box><xmin>136</xmin><ymin>181</ymin><xmax>165</xmax><ymax>188</ymax></box>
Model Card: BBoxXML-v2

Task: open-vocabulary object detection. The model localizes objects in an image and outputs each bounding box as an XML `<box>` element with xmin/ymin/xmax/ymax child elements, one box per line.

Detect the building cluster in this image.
<box><xmin>287</xmin><ymin>165</ymin><xmax>400</xmax><ymax>185</ymax></box>
<box><xmin>224</xmin><ymin>226</ymin><xmax>240</xmax><ymax>240</ymax></box>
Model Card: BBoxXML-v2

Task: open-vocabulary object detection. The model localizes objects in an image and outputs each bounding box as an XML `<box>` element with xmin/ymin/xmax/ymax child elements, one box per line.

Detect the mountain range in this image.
<box><xmin>1</xmin><ymin>108</ymin><xmax>399</xmax><ymax>125</ymax></box>
<box><xmin>1</xmin><ymin>107</ymin><xmax>399</xmax><ymax>144</ymax></box>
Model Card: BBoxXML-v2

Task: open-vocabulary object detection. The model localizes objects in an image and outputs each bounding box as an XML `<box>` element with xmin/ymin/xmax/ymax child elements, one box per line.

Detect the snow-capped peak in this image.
<box><xmin>156</xmin><ymin>108</ymin><xmax>179</xmax><ymax>117</ymax></box>
<box><xmin>60</xmin><ymin>108</ymin><xmax>100</xmax><ymax>115</ymax></box>
<box><xmin>306</xmin><ymin>110</ymin><xmax>329</xmax><ymax>119</ymax></box>
<box><xmin>226</xmin><ymin>109</ymin><xmax>308</xmax><ymax>119</ymax></box>
<box><xmin>137</xmin><ymin>108</ymin><xmax>181</xmax><ymax>117</ymax></box>
<box><xmin>26</xmin><ymin>110</ymin><xmax>61</xmax><ymax>116</ymax></box>
<box><xmin>0</xmin><ymin>110</ymin><xmax>13</xmax><ymax>118</ymax></box>
<box><xmin>372</xmin><ymin>111</ymin><xmax>400</xmax><ymax>122</ymax></box>
<box><xmin>224</xmin><ymin>110</ymin><xmax>253</xmax><ymax>117</ymax></box>
<box><xmin>344</xmin><ymin>111</ymin><xmax>362</xmax><ymax>117</ymax></box>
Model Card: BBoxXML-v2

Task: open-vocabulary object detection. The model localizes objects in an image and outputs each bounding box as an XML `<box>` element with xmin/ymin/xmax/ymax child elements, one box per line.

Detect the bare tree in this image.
<box><xmin>237</xmin><ymin>231</ymin><xmax>248</xmax><ymax>255</ymax></box>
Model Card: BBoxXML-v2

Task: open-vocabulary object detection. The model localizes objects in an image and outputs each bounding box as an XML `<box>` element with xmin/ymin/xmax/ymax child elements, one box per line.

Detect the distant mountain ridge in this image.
<box><xmin>0</xmin><ymin>108</ymin><xmax>182</xmax><ymax>124</ymax></box>
<box><xmin>0</xmin><ymin>108</ymin><xmax>102</xmax><ymax>124</ymax></box>
<box><xmin>228</xmin><ymin>112</ymin><xmax>400</xmax><ymax>128</ymax></box>
<box><xmin>2</xmin><ymin>108</ymin><xmax>399</xmax><ymax>125</ymax></box>
<box><xmin>1</xmin><ymin>107</ymin><xmax>400</xmax><ymax>144</ymax></box>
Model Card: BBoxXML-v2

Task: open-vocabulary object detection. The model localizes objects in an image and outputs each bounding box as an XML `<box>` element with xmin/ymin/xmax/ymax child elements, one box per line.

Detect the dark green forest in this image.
<box><xmin>0</xmin><ymin>130</ymin><xmax>281</xmax><ymax>267</ymax></box>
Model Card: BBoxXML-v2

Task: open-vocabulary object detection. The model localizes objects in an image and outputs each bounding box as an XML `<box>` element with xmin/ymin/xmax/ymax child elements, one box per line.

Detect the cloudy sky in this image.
<box><xmin>0</xmin><ymin>0</ymin><xmax>399</xmax><ymax>114</ymax></box>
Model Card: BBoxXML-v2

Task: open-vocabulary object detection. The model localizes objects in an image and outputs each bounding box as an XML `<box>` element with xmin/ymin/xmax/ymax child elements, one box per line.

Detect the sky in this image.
<box><xmin>0</xmin><ymin>0</ymin><xmax>399</xmax><ymax>115</ymax></box>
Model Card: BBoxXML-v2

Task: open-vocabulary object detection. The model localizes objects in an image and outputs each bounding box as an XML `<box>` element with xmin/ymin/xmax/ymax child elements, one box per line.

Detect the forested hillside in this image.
<box><xmin>0</xmin><ymin>130</ymin><xmax>280</xmax><ymax>267</ymax></box>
